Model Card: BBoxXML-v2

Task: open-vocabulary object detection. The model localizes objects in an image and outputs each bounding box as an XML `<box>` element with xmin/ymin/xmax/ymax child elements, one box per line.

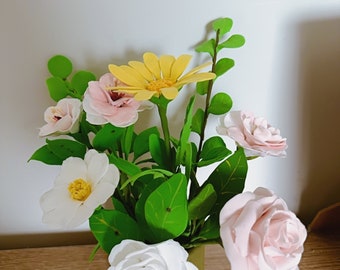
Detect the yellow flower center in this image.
<box><xmin>146</xmin><ymin>79</ymin><xmax>174</xmax><ymax>92</ymax></box>
<box><xmin>68</xmin><ymin>178</ymin><xmax>92</xmax><ymax>201</ymax></box>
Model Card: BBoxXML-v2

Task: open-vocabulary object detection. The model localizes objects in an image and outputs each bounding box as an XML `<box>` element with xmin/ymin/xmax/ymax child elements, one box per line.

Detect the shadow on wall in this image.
<box><xmin>297</xmin><ymin>16</ymin><xmax>340</xmax><ymax>225</ymax></box>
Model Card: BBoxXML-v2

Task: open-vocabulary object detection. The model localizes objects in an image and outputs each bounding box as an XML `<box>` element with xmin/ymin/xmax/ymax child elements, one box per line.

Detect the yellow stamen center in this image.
<box><xmin>68</xmin><ymin>178</ymin><xmax>92</xmax><ymax>201</ymax></box>
<box><xmin>146</xmin><ymin>79</ymin><xmax>174</xmax><ymax>92</ymax></box>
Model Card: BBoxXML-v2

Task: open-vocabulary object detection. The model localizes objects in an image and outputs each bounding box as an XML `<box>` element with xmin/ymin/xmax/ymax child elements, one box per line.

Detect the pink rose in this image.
<box><xmin>83</xmin><ymin>73</ymin><xmax>151</xmax><ymax>127</ymax></box>
<box><xmin>219</xmin><ymin>187</ymin><xmax>307</xmax><ymax>270</ymax></box>
<box><xmin>217</xmin><ymin>111</ymin><xmax>287</xmax><ymax>157</ymax></box>
<box><xmin>39</xmin><ymin>98</ymin><xmax>82</xmax><ymax>136</ymax></box>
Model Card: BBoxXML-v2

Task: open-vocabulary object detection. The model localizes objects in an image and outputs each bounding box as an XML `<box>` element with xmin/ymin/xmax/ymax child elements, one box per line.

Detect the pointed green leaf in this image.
<box><xmin>208</xmin><ymin>92</ymin><xmax>233</xmax><ymax>115</ymax></box>
<box><xmin>176</xmin><ymin>96</ymin><xmax>195</xmax><ymax>165</ymax></box>
<box><xmin>109</xmin><ymin>154</ymin><xmax>141</xmax><ymax>176</ymax></box>
<box><xmin>71</xmin><ymin>70</ymin><xmax>96</xmax><ymax>96</ymax></box>
<box><xmin>28</xmin><ymin>144</ymin><xmax>63</xmax><ymax>165</ymax></box>
<box><xmin>188</xmin><ymin>184</ymin><xmax>217</xmax><ymax>220</ymax></box>
<box><xmin>89</xmin><ymin>209</ymin><xmax>143</xmax><ymax>253</ymax></box>
<box><xmin>46</xmin><ymin>77</ymin><xmax>69</xmax><ymax>102</ymax></box>
<box><xmin>47</xmin><ymin>55</ymin><xmax>72</xmax><ymax>79</ymax></box>
<box><xmin>149</xmin><ymin>133</ymin><xmax>167</xmax><ymax>168</ymax></box>
<box><xmin>46</xmin><ymin>139</ymin><xmax>87</xmax><ymax>160</ymax></box>
<box><xmin>205</xmin><ymin>147</ymin><xmax>248</xmax><ymax>215</ymax></box>
<box><xmin>195</xmin><ymin>39</ymin><xmax>216</xmax><ymax>57</ymax></box>
<box><xmin>212</xmin><ymin>17</ymin><xmax>233</xmax><ymax>38</ymax></box>
<box><xmin>198</xmin><ymin>136</ymin><xmax>231</xmax><ymax>167</ymax></box>
<box><xmin>214</xmin><ymin>58</ymin><xmax>235</xmax><ymax>77</ymax></box>
<box><xmin>191</xmin><ymin>108</ymin><xmax>204</xmax><ymax>135</ymax></box>
<box><xmin>133</xmin><ymin>127</ymin><xmax>160</xmax><ymax>160</ymax></box>
<box><xmin>198</xmin><ymin>214</ymin><xmax>220</xmax><ymax>240</ymax></box>
<box><xmin>218</xmin><ymin>34</ymin><xmax>246</xmax><ymax>50</ymax></box>
<box><xmin>144</xmin><ymin>173</ymin><xmax>188</xmax><ymax>242</ymax></box>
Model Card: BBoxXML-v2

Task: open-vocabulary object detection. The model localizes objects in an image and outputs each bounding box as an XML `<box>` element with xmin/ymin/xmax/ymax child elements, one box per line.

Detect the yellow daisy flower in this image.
<box><xmin>108</xmin><ymin>52</ymin><xmax>216</xmax><ymax>101</ymax></box>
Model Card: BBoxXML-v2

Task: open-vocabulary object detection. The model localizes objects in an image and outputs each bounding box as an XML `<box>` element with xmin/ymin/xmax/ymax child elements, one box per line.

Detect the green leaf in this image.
<box><xmin>135</xmin><ymin>176</ymin><xmax>166</xmax><ymax>242</ymax></box>
<box><xmin>28</xmin><ymin>145</ymin><xmax>63</xmax><ymax>165</ymax></box>
<box><xmin>111</xmin><ymin>197</ymin><xmax>128</xmax><ymax>214</ymax></box>
<box><xmin>198</xmin><ymin>136</ymin><xmax>231</xmax><ymax>167</ymax></box>
<box><xmin>92</xmin><ymin>124</ymin><xmax>124</xmax><ymax>152</ymax></box>
<box><xmin>196</xmin><ymin>81</ymin><xmax>209</xmax><ymax>95</ymax></box>
<box><xmin>89</xmin><ymin>209</ymin><xmax>143</xmax><ymax>254</ymax></box>
<box><xmin>195</xmin><ymin>39</ymin><xmax>216</xmax><ymax>57</ymax></box>
<box><xmin>208</xmin><ymin>92</ymin><xmax>233</xmax><ymax>115</ymax></box>
<box><xmin>188</xmin><ymin>184</ymin><xmax>217</xmax><ymax>220</ymax></box>
<box><xmin>205</xmin><ymin>147</ymin><xmax>248</xmax><ymax>215</ymax></box>
<box><xmin>212</xmin><ymin>17</ymin><xmax>233</xmax><ymax>38</ymax></box>
<box><xmin>144</xmin><ymin>173</ymin><xmax>188</xmax><ymax>242</ymax></box>
<box><xmin>214</xmin><ymin>58</ymin><xmax>235</xmax><ymax>77</ymax></box>
<box><xmin>71</xmin><ymin>70</ymin><xmax>96</xmax><ymax>96</ymax></box>
<box><xmin>121</xmin><ymin>169</ymin><xmax>173</xmax><ymax>189</ymax></box>
<box><xmin>176</xmin><ymin>96</ymin><xmax>195</xmax><ymax>166</ymax></box>
<box><xmin>191</xmin><ymin>108</ymin><xmax>204</xmax><ymax>135</ymax></box>
<box><xmin>46</xmin><ymin>139</ymin><xmax>87</xmax><ymax>160</ymax></box>
<box><xmin>198</xmin><ymin>214</ymin><xmax>220</xmax><ymax>240</ymax></box>
<box><xmin>133</xmin><ymin>127</ymin><xmax>160</xmax><ymax>160</ymax></box>
<box><xmin>109</xmin><ymin>154</ymin><xmax>141</xmax><ymax>176</ymax></box>
<box><xmin>46</xmin><ymin>77</ymin><xmax>69</xmax><ymax>102</ymax></box>
<box><xmin>121</xmin><ymin>125</ymin><xmax>135</xmax><ymax>158</ymax></box>
<box><xmin>47</xmin><ymin>55</ymin><xmax>72</xmax><ymax>79</ymax></box>
<box><xmin>149</xmin><ymin>134</ymin><xmax>167</xmax><ymax>168</ymax></box>
<box><xmin>217</xmin><ymin>34</ymin><xmax>246</xmax><ymax>50</ymax></box>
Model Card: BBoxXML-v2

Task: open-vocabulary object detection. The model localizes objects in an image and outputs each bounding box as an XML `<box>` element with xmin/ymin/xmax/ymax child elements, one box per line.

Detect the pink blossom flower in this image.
<box><xmin>217</xmin><ymin>111</ymin><xmax>287</xmax><ymax>157</ymax></box>
<box><xmin>83</xmin><ymin>73</ymin><xmax>151</xmax><ymax>127</ymax></box>
<box><xmin>39</xmin><ymin>98</ymin><xmax>82</xmax><ymax>137</ymax></box>
<box><xmin>219</xmin><ymin>187</ymin><xmax>307</xmax><ymax>270</ymax></box>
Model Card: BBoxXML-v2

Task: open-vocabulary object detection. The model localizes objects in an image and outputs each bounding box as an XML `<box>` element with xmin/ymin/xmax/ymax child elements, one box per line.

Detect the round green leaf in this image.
<box><xmin>71</xmin><ymin>70</ymin><xmax>96</xmax><ymax>96</ymax></box>
<box><xmin>47</xmin><ymin>55</ymin><xmax>72</xmax><ymax>79</ymax></box>
<box><xmin>46</xmin><ymin>77</ymin><xmax>69</xmax><ymax>101</ymax></box>
<box><xmin>144</xmin><ymin>173</ymin><xmax>188</xmax><ymax>242</ymax></box>
<box><xmin>214</xmin><ymin>58</ymin><xmax>235</xmax><ymax>77</ymax></box>
<box><xmin>212</xmin><ymin>17</ymin><xmax>233</xmax><ymax>38</ymax></box>
<box><xmin>208</xmin><ymin>92</ymin><xmax>233</xmax><ymax>115</ymax></box>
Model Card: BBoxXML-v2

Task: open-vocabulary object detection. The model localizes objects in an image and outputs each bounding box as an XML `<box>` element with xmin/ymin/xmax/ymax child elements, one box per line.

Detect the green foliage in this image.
<box><xmin>212</xmin><ymin>17</ymin><xmax>233</xmax><ymax>38</ymax></box>
<box><xmin>191</xmin><ymin>108</ymin><xmax>205</xmax><ymax>135</ymax></box>
<box><xmin>92</xmin><ymin>124</ymin><xmax>124</xmax><ymax>152</ymax></box>
<box><xmin>217</xmin><ymin>34</ymin><xmax>246</xmax><ymax>50</ymax></box>
<box><xmin>46</xmin><ymin>77</ymin><xmax>69</xmax><ymax>102</ymax></box>
<box><xmin>29</xmin><ymin>139</ymin><xmax>86</xmax><ymax>165</ymax></box>
<box><xmin>214</xmin><ymin>58</ymin><xmax>235</xmax><ymax>77</ymax></box>
<box><xmin>195</xmin><ymin>39</ymin><xmax>215</xmax><ymax>57</ymax></box>
<box><xmin>47</xmin><ymin>55</ymin><xmax>72</xmax><ymax>79</ymax></box>
<box><xmin>133</xmin><ymin>127</ymin><xmax>160</xmax><ymax>161</ymax></box>
<box><xmin>71</xmin><ymin>70</ymin><xmax>96</xmax><ymax>96</ymax></box>
<box><xmin>208</xmin><ymin>92</ymin><xmax>233</xmax><ymax>115</ymax></box>
<box><xmin>188</xmin><ymin>184</ymin><xmax>217</xmax><ymax>220</ymax></box>
<box><xmin>144</xmin><ymin>173</ymin><xmax>188</xmax><ymax>242</ymax></box>
<box><xmin>89</xmin><ymin>209</ymin><xmax>143</xmax><ymax>254</ymax></box>
<box><xmin>205</xmin><ymin>147</ymin><xmax>248</xmax><ymax>215</ymax></box>
<box><xmin>197</xmin><ymin>136</ymin><xmax>231</xmax><ymax>167</ymax></box>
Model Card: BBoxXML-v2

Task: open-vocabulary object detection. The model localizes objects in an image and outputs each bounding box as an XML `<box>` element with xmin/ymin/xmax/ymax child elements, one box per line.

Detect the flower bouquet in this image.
<box><xmin>30</xmin><ymin>17</ymin><xmax>307</xmax><ymax>270</ymax></box>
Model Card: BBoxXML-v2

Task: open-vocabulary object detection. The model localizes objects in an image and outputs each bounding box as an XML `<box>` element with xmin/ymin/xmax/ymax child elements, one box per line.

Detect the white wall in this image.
<box><xmin>1</xmin><ymin>0</ymin><xmax>339</xmax><ymax>248</ymax></box>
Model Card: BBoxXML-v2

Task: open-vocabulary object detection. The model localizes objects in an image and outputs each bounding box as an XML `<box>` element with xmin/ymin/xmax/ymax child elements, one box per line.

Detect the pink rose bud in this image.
<box><xmin>39</xmin><ymin>98</ymin><xmax>82</xmax><ymax>137</ymax></box>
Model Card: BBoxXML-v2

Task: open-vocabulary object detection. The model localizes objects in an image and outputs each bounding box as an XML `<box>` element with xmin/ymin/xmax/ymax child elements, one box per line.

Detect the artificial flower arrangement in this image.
<box><xmin>30</xmin><ymin>17</ymin><xmax>307</xmax><ymax>270</ymax></box>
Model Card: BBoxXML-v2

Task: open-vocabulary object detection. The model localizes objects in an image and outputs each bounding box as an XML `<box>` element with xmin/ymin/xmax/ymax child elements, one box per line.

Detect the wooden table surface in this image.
<box><xmin>0</xmin><ymin>232</ymin><xmax>339</xmax><ymax>269</ymax></box>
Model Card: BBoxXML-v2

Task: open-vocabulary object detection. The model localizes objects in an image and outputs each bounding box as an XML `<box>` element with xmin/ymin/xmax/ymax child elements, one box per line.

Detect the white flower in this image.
<box><xmin>39</xmin><ymin>98</ymin><xmax>82</xmax><ymax>136</ymax></box>
<box><xmin>40</xmin><ymin>149</ymin><xmax>120</xmax><ymax>228</ymax></box>
<box><xmin>108</xmin><ymin>239</ymin><xmax>198</xmax><ymax>270</ymax></box>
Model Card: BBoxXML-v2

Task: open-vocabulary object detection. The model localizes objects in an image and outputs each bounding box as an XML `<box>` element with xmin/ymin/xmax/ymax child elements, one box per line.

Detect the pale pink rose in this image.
<box><xmin>219</xmin><ymin>187</ymin><xmax>307</xmax><ymax>270</ymax></box>
<box><xmin>39</xmin><ymin>98</ymin><xmax>82</xmax><ymax>137</ymax></box>
<box><xmin>217</xmin><ymin>111</ymin><xmax>287</xmax><ymax>157</ymax></box>
<box><xmin>83</xmin><ymin>73</ymin><xmax>152</xmax><ymax>127</ymax></box>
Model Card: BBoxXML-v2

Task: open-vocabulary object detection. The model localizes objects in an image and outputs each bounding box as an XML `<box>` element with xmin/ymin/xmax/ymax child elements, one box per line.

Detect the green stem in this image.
<box><xmin>196</xmin><ymin>29</ymin><xmax>220</xmax><ymax>165</ymax></box>
<box><xmin>157</xmin><ymin>104</ymin><xmax>173</xmax><ymax>171</ymax></box>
